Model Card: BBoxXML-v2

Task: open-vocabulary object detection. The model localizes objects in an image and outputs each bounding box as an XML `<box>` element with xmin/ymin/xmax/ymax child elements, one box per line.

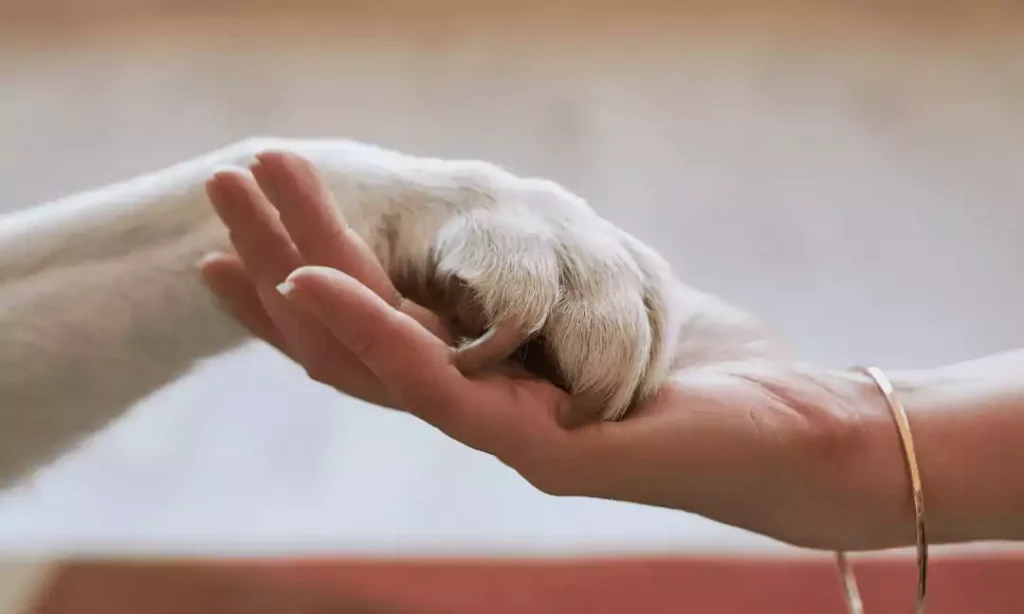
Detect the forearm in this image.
<box><xmin>895</xmin><ymin>351</ymin><xmax>1024</xmax><ymax>543</ymax></box>
<box><xmin>0</xmin><ymin>135</ymin><xmax>520</xmax><ymax>489</ymax></box>
<box><xmin>0</xmin><ymin>147</ymin><xmax>230</xmax><ymax>284</ymax></box>
<box><xmin>0</xmin><ymin>221</ymin><xmax>246</xmax><ymax>488</ymax></box>
<box><xmin>0</xmin><ymin>145</ymin><xmax>257</xmax><ymax>489</ymax></box>
<box><xmin>851</xmin><ymin>350</ymin><xmax>1024</xmax><ymax>548</ymax></box>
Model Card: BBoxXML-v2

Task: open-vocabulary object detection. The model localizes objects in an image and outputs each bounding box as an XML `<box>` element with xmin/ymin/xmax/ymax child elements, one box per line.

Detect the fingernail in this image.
<box><xmin>211</xmin><ymin>165</ymin><xmax>249</xmax><ymax>181</ymax></box>
<box><xmin>287</xmin><ymin>265</ymin><xmax>336</xmax><ymax>282</ymax></box>
<box><xmin>254</xmin><ymin>151</ymin><xmax>289</xmax><ymax>168</ymax></box>
<box><xmin>276</xmin><ymin>280</ymin><xmax>296</xmax><ymax>297</ymax></box>
<box><xmin>195</xmin><ymin>252</ymin><xmax>228</xmax><ymax>269</ymax></box>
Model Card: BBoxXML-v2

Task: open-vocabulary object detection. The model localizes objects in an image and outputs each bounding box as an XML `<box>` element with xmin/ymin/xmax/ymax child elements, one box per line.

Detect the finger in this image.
<box><xmin>206</xmin><ymin>170</ymin><xmax>348</xmax><ymax>367</ymax></box>
<box><xmin>249</xmin><ymin>153</ymin><xmax>451</xmax><ymax>342</ymax></box>
<box><xmin>282</xmin><ymin>265</ymin><xmax>581</xmax><ymax>471</ymax></box>
<box><xmin>200</xmin><ymin>251</ymin><xmax>392</xmax><ymax>407</ymax></box>
<box><xmin>250</xmin><ymin>151</ymin><xmax>403</xmax><ymax>306</ymax></box>
<box><xmin>206</xmin><ymin>167</ymin><xmax>426</xmax><ymax>409</ymax></box>
<box><xmin>278</xmin><ymin>265</ymin><xmax>470</xmax><ymax>426</ymax></box>
<box><xmin>206</xmin><ymin>168</ymin><xmax>302</xmax><ymax>285</ymax></box>
<box><xmin>199</xmin><ymin>252</ymin><xmax>291</xmax><ymax>356</ymax></box>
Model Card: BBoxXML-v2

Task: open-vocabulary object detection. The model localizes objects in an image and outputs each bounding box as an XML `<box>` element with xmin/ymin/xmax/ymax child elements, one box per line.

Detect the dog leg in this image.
<box><xmin>0</xmin><ymin>137</ymin><xmax>538</xmax><ymax>488</ymax></box>
<box><xmin>0</xmin><ymin>146</ymin><xmax>251</xmax><ymax>487</ymax></box>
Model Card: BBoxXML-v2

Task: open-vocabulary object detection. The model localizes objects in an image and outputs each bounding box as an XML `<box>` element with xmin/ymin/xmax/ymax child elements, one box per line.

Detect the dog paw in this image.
<box><xmin>397</xmin><ymin>172</ymin><xmax>681</xmax><ymax>424</ymax></box>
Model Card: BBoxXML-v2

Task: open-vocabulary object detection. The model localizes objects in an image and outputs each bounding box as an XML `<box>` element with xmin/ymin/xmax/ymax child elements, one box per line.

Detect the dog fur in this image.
<box><xmin>0</xmin><ymin>137</ymin><xmax>775</xmax><ymax>489</ymax></box>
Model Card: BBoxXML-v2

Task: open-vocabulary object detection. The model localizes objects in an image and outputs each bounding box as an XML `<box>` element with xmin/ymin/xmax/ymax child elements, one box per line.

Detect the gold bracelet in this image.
<box><xmin>835</xmin><ymin>366</ymin><xmax>928</xmax><ymax>614</ymax></box>
<box><xmin>835</xmin><ymin>550</ymin><xmax>864</xmax><ymax>614</ymax></box>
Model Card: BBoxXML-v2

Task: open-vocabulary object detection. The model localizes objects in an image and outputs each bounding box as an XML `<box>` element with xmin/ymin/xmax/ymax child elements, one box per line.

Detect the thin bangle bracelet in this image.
<box><xmin>835</xmin><ymin>366</ymin><xmax>928</xmax><ymax>614</ymax></box>
<box><xmin>835</xmin><ymin>550</ymin><xmax>864</xmax><ymax>614</ymax></box>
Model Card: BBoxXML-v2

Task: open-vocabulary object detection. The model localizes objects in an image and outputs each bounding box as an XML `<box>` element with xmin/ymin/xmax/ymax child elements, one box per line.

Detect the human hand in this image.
<box><xmin>200</xmin><ymin>153</ymin><xmax>571</xmax><ymax>454</ymax></box>
<box><xmin>201</xmin><ymin>153</ymin><xmax>912</xmax><ymax>552</ymax></box>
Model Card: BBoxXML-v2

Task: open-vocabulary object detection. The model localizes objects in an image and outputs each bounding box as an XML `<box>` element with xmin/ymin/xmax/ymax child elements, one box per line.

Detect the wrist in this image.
<box><xmin>838</xmin><ymin>361</ymin><xmax>1024</xmax><ymax>549</ymax></box>
<box><xmin>804</xmin><ymin>366</ymin><xmax>919</xmax><ymax>550</ymax></box>
<box><xmin>889</xmin><ymin>364</ymin><xmax>1024</xmax><ymax>545</ymax></box>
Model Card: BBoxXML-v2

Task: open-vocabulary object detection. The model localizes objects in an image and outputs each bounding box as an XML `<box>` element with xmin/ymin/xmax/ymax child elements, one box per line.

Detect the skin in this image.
<box><xmin>202</xmin><ymin>153</ymin><xmax>1024</xmax><ymax>552</ymax></box>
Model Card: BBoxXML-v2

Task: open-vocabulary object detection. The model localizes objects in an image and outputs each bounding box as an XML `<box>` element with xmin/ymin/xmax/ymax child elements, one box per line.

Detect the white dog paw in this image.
<box><xmin>394</xmin><ymin>171</ymin><xmax>681</xmax><ymax>424</ymax></box>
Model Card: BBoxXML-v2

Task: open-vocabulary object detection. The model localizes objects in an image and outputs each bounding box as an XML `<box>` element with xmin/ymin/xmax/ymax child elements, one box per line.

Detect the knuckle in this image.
<box><xmin>316</xmin><ymin>219</ymin><xmax>349</xmax><ymax>247</ymax></box>
<box><xmin>396</xmin><ymin>374</ymin><xmax>450</xmax><ymax>414</ymax></box>
<box><xmin>303</xmin><ymin>362</ymin><xmax>335</xmax><ymax>386</ymax></box>
<box><xmin>526</xmin><ymin>473</ymin><xmax>571</xmax><ymax>497</ymax></box>
<box><xmin>518</xmin><ymin>458</ymin><xmax>585</xmax><ymax>498</ymax></box>
<box><xmin>293</xmin><ymin>218</ymin><xmax>344</xmax><ymax>253</ymax></box>
<box><xmin>299</xmin><ymin>343</ymin><xmax>344</xmax><ymax>386</ymax></box>
<box><xmin>344</xmin><ymin>319</ymin><xmax>387</xmax><ymax>361</ymax></box>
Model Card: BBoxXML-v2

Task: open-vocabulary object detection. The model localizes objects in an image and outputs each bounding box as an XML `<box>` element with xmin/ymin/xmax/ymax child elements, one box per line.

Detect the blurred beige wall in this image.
<box><xmin>0</xmin><ymin>3</ymin><xmax>1022</xmax><ymax>554</ymax></box>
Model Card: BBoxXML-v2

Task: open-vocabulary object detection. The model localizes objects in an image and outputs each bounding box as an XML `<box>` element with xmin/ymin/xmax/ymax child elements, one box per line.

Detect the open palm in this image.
<box><xmin>202</xmin><ymin>152</ymin><xmax>905</xmax><ymax>551</ymax></box>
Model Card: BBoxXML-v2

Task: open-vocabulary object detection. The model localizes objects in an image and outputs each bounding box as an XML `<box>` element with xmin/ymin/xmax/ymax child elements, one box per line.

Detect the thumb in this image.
<box><xmin>277</xmin><ymin>266</ymin><xmax>468</xmax><ymax>422</ymax></box>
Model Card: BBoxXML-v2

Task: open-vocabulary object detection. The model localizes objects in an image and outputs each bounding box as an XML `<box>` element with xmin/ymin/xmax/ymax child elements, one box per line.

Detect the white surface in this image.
<box><xmin>0</xmin><ymin>7</ymin><xmax>1022</xmax><ymax>556</ymax></box>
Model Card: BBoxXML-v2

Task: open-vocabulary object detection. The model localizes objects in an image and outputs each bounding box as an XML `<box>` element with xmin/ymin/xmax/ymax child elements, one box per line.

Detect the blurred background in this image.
<box><xmin>0</xmin><ymin>0</ymin><xmax>1022</xmax><ymax>560</ymax></box>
